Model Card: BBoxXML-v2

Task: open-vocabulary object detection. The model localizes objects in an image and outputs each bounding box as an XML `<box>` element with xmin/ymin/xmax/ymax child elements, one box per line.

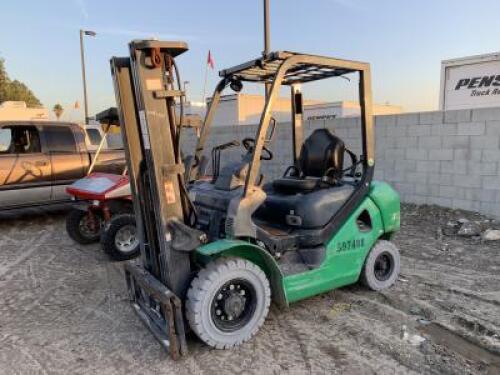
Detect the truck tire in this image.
<box><xmin>361</xmin><ymin>240</ymin><xmax>400</xmax><ymax>291</ymax></box>
<box><xmin>186</xmin><ymin>257</ymin><xmax>271</xmax><ymax>349</ymax></box>
<box><xmin>101</xmin><ymin>214</ymin><xmax>139</xmax><ymax>261</ymax></box>
<box><xmin>66</xmin><ymin>209</ymin><xmax>102</xmax><ymax>244</ymax></box>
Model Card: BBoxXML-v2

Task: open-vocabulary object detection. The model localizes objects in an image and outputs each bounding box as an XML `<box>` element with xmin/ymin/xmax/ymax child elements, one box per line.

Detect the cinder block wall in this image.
<box><xmin>182</xmin><ymin>107</ymin><xmax>500</xmax><ymax>219</ymax></box>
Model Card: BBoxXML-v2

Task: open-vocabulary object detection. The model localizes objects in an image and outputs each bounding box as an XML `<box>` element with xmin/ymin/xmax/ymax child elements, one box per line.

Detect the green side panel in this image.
<box><xmin>195</xmin><ymin>239</ymin><xmax>287</xmax><ymax>307</ymax></box>
<box><xmin>369</xmin><ymin>181</ymin><xmax>401</xmax><ymax>234</ymax></box>
<box><xmin>284</xmin><ymin>196</ymin><xmax>384</xmax><ymax>303</ymax></box>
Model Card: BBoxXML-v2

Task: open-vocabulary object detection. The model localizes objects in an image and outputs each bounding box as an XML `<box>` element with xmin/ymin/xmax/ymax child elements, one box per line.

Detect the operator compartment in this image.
<box><xmin>254</xmin><ymin>128</ymin><xmax>357</xmax><ymax>230</ymax></box>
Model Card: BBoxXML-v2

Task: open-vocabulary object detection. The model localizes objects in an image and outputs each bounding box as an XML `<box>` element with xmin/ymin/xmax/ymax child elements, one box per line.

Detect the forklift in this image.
<box><xmin>111</xmin><ymin>40</ymin><xmax>401</xmax><ymax>359</ymax></box>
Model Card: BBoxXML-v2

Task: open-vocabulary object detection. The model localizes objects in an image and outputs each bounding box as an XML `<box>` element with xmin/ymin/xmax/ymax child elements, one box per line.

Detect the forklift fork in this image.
<box><xmin>124</xmin><ymin>263</ymin><xmax>187</xmax><ymax>359</ymax></box>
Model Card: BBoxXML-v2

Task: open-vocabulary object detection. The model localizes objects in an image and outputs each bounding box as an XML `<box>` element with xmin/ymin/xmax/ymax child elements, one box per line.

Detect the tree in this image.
<box><xmin>0</xmin><ymin>58</ymin><xmax>41</xmax><ymax>107</ymax></box>
<box><xmin>53</xmin><ymin>103</ymin><xmax>64</xmax><ymax>120</ymax></box>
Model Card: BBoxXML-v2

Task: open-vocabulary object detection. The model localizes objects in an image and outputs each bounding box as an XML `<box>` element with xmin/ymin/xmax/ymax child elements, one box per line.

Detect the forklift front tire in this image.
<box><xmin>186</xmin><ymin>257</ymin><xmax>271</xmax><ymax>349</ymax></box>
<box><xmin>361</xmin><ymin>240</ymin><xmax>400</xmax><ymax>291</ymax></box>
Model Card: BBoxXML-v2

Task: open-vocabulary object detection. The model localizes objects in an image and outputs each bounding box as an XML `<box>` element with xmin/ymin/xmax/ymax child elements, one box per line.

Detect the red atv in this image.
<box><xmin>65</xmin><ymin>172</ymin><xmax>138</xmax><ymax>260</ymax></box>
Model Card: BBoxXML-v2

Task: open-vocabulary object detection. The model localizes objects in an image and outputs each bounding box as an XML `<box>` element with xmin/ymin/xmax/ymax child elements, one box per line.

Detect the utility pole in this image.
<box><xmin>263</xmin><ymin>0</ymin><xmax>271</xmax><ymax>99</ymax></box>
<box><xmin>79</xmin><ymin>29</ymin><xmax>96</xmax><ymax>124</ymax></box>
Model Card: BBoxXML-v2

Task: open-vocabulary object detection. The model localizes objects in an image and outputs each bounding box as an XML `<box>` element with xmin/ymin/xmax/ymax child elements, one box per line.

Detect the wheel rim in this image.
<box><xmin>374</xmin><ymin>251</ymin><xmax>394</xmax><ymax>281</ymax></box>
<box><xmin>79</xmin><ymin>213</ymin><xmax>102</xmax><ymax>239</ymax></box>
<box><xmin>210</xmin><ymin>278</ymin><xmax>257</xmax><ymax>332</ymax></box>
<box><xmin>114</xmin><ymin>224</ymin><xmax>139</xmax><ymax>253</ymax></box>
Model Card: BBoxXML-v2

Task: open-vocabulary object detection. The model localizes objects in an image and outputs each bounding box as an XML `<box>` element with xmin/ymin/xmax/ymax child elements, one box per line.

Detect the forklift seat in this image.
<box><xmin>272</xmin><ymin>128</ymin><xmax>345</xmax><ymax>193</ymax></box>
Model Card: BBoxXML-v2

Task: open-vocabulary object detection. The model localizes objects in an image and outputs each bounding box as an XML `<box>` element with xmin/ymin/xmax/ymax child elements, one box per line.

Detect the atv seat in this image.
<box><xmin>272</xmin><ymin>128</ymin><xmax>345</xmax><ymax>194</ymax></box>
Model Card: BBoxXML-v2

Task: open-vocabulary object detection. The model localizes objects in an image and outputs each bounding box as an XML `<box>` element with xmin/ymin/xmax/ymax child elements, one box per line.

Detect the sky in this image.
<box><xmin>1</xmin><ymin>0</ymin><xmax>500</xmax><ymax>121</ymax></box>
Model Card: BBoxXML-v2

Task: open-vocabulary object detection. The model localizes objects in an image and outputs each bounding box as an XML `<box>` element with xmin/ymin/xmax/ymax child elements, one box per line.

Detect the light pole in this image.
<box><xmin>79</xmin><ymin>29</ymin><xmax>96</xmax><ymax>124</ymax></box>
<box><xmin>263</xmin><ymin>0</ymin><xmax>271</xmax><ymax>99</ymax></box>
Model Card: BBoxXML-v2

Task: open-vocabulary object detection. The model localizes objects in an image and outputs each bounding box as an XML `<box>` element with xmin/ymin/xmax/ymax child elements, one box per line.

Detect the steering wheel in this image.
<box><xmin>242</xmin><ymin>138</ymin><xmax>273</xmax><ymax>160</ymax></box>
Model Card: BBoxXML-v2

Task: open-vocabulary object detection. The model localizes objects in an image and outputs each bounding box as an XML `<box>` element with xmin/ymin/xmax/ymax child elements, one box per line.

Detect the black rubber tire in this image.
<box><xmin>186</xmin><ymin>257</ymin><xmax>271</xmax><ymax>349</ymax></box>
<box><xmin>361</xmin><ymin>240</ymin><xmax>400</xmax><ymax>291</ymax></box>
<box><xmin>66</xmin><ymin>209</ymin><xmax>102</xmax><ymax>244</ymax></box>
<box><xmin>101</xmin><ymin>214</ymin><xmax>139</xmax><ymax>261</ymax></box>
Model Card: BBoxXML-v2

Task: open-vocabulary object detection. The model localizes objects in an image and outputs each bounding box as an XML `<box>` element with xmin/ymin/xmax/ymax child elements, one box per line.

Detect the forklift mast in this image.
<box><xmin>110</xmin><ymin>40</ymin><xmax>203</xmax><ymax>359</ymax></box>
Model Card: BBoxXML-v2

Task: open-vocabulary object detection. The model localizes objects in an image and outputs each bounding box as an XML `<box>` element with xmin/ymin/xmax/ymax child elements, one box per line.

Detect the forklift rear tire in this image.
<box><xmin>186</xmin><ymin>257</ymin><xmax>271</xmax><ymax>349</ymax></box>
<box><xmin>101</xmin><ymin>214</ymin><xmax>139</xmax><ymax>261</ymax></box>
<box><xmin>66</xmin><ymin>209</ymin><xmax>102</xmax><ymax>244</ymax></box>
<box><xmin>361</xmin><ymin>240</ymin><xmax>400</xmax><ymax>291</ymax></box>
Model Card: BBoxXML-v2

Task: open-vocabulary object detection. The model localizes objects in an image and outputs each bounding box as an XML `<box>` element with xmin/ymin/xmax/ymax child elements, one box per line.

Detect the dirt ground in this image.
<box><xmin>0</xmin><ymin>203</ymin><xmax>499</xmax><ymax>375</ymax></box>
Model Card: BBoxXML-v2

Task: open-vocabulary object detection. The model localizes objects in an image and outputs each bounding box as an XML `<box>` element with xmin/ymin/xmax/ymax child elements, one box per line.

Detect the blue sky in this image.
<box><xmin>1</xmin><ymin>0</ymin><xmax>500</xmax><ymax>121</ymax></box>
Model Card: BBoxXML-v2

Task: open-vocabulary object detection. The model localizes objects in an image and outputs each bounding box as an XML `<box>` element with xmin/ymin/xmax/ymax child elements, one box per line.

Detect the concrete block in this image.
<box><xmin>439</xmin><ymin>185</ymin><xmax>457</xmax><ymax>199</ymax></box>
<box><xmin>394</xmin><ymin>159</ymin><xmax>417</xmax><ymax>171</ymax></box>
<box><xmin>419</xmin><ymin>111</ymin><xmax>444</xmax><ymax>125</ymax></box>
<box><xmin>485</xmin><ymin>120</ymin><xmax>500</xmax><ymax>135</ymax></box>
<box><xmin>386</xmin><ymin>148</ymin><xmax>406</xmax><ymax>160</ymax></box>
<box><xmin>396</xmin><ymin>113</ymin><xmax>420</xmax><ymax>126</ymax></box>
<box><xmin>385</xmin><ymin>124</ymin><xmax>407</xmax><ymax>137</ymax></box>
<box><xmin>431</xmin><ymin>123</ymin><xmax>457</xmax><ymax>136</ymax></box>
<box><xmin>468</xmin><ymin>161</ymin><xmax>498</xmax><ymax>176</ymax></box>
<box><xmin>428</xmin><ymin>173</ymin><xmax>453</xmax><ymax>185</ymax></box>
<box><xmin>444</xmin><ymin>109</ymin><xmax>472</xmax><ymax>123</ymax></box>
<box><xmin>405</xmin><ymin>148</ymin><xmax>428</xmax><ymax>160</ymax></box>
<box><xmin>406</xmin><ymin>172</ymin><xmax>427</xmax><ymax>184</ymax></box>
<box><xmin>483</xmin><ymin>176</ymin><xmax>500</xmax><ymax>190</ymax></box>
<box><xmin>442</xmin><ymin>135</ymin><xmax>470</xmax><ymax>149</ymax></box>
<box><xmin>479</xmin><ymin>189</ymin><xmax>498</xmax><ymax>202</ymax></box>
<box><xmin>408</xmin><ymin>124</ymin><xmax>432</xmax><ymax>136</ymax></box>
<box><xmin>470</xmin><ymin>135</ymin><xmax>500</xmax><ymax>149</ymax></box>
<box><xmin>472</xmin><ymin>107</ymin><xmax>500</xmax><ymax>121</ymax></box>
<box><xmin>440</xmin><ymin>160</ymin><xmax>468</xmax><ymax>174</ymax></box>
<box><xmin>429</xmin><ymin>149</ymin><xmax>454</xmax><ymax>161</ymax></box>
<box><xmin>453</xmin><ymin>174</ymin><xmax>481</xmax><ymax>188</ymax></box>
<box><xmin>394</xmin><ymin>136</ymin><xmax>417</xmax><ymax>148</ymax></box>
<box><xmin>384</xmin><ymin>168</ymin><xmax>406</xmax><ymax>182</ymax></box>
<box><xmin>482</xmin><ymin>150</ymin><xmax>500</xmax><ymax>161</ymax></box>
<box><xmin>418</xmin><ymin>135</ymin><xmax>442</xmax><ymax>149</ymax></box>
<box><xmin>394</xmin><ymin>182</ymin><xmax>416</xmax><ymax>195</ymax></box>
<box><xmin>454</xmin><ymin>149</ymin><xmax>482</xmax><ymax>161</ymax></box>
<box><xmin>457</xmin><ymin>122</ymin><xmax>486</xmax><ymax>136</ymax></box>
<box><xmin>375</xmin><ymin>115</ymin><xmax>396</xmax><ymax>127</ymax></box>
<box><xmin>416</xmin><ymin>160</ymin><xmax>440</xmax><ymax>173</ymax></box>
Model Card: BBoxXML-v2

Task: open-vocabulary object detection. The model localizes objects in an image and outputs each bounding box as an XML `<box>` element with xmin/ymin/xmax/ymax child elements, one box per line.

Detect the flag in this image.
<box><xmin>207</xmin><ymin>50</ymin><xmax>215</xmax><ymax>70</ymax></box>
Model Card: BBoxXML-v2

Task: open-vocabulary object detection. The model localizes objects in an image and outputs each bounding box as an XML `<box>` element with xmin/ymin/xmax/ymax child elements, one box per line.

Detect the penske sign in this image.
<box><xmin>441</xmin><ymin>59</ymin><xmax>500</xmax><ymax>110</ymax></box>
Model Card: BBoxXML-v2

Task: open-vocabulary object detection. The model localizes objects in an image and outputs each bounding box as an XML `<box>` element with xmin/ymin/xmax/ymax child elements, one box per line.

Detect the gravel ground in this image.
<box><xmin>0</xmin><ymin>203</ymin><xmax>499</xmax><ymax>375</ymax></box>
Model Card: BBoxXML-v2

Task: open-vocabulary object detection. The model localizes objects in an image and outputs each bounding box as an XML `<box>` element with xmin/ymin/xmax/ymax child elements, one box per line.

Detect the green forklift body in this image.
<box><xmin>195</xmin><ymin>181</ymin><xmax>400</xmax><ymax>306</ymax></box>
<box><xmin>284</xmin><ymin>181</ymin><xmax>400</xmax><ymax>303</ymax></box>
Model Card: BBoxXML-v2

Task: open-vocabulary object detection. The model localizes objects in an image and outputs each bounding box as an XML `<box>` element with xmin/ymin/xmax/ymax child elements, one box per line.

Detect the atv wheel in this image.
<box><xmin>186</xmin><ymin>257</ymin><xmax>271</xmax><ymax>349</ymax></box>
<box><xmin>66</xmin><ymin>209</ymin><xmax>102</xmax><ymax>244</ymax></box>
<box><xmin>101</xmin><ymin>214</ymin><xmax>139</xmax><ymax>261</ymax></box>
<box><xmin>361</xmin><ymin>240</ymin><xmax>400</xmax><ymax>291</ymax></box>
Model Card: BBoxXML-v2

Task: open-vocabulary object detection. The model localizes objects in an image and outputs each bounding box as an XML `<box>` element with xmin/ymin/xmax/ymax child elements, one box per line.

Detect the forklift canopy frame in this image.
<box><xmin>190</xmin><ymin>51</ymin><xmax>374</xmax><ymax>197</ymax></box>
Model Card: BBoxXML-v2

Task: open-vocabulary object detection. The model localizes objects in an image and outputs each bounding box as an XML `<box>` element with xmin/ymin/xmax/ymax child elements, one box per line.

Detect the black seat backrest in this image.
<box><xmin>299</xmin><ymin>128</ymin><xmax>345</xmax><ymax>178</ymax></box>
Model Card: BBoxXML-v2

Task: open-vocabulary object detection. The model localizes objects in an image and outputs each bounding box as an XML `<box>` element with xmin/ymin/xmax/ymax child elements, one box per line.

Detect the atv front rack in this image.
<box><xmin>124</xmin><ymin>263</ymin><xmax>188</xmax><ymax>359</ymax></box>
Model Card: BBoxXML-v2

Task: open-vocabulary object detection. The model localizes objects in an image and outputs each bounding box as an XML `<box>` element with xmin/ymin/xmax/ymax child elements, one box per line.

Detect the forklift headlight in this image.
<box><xmin>230</xmin><ymin>78</ymin><xmax>243</xmax><ymax>92</ymax></box>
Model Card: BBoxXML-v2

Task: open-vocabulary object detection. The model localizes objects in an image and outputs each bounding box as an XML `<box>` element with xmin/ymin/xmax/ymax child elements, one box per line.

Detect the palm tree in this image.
<box><xmin>53</xmin><ymin>103</ymin><xmax>64</xmax><ymax>120</ymax></box>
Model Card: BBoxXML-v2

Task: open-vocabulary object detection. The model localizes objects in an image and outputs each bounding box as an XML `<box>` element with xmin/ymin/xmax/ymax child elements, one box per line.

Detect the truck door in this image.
<box><xmin>43</xmin><ymin>125</ymin><xmax>86</xmax><ymax>201</ymax></box>
<box><xmin>0</xmin><ymin>124</ymin><xmax>51</xmax><ymax>207</ymax></box>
